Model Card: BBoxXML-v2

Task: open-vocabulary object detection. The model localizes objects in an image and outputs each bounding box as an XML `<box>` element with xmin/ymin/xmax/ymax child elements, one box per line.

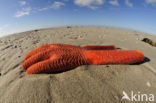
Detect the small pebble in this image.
<box><xmin>106</xmin><ymin>65</ymin><xmax>109</xmax><ymax>67</ymax></box>
<box><xmin>67</xmin><ymin>26</ymin><xmax>71</xmax><ymax>28</ymax></box>
<box><xmin>34</xmin><ymin>30</ymin><xmax>39</xmax><ymax>32</ymax></box>
<box><xmin>146</xmin><ymin>81</ymin><xmax>151</xmax><ymax>87</ymax></box>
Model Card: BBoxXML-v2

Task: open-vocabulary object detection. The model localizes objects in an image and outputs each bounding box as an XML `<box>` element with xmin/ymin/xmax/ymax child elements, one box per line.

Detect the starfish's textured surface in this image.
<box><xmin>22</xmin><ymin>44</ymin><xmax>144</xmax><ymax>74</ymax></box>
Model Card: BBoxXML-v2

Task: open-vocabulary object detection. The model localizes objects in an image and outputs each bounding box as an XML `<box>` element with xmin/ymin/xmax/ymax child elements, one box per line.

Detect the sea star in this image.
<box><xmin>22</xmin><ymin>44</ymin><xmax>144</xmax><ymax>74</ymax></box>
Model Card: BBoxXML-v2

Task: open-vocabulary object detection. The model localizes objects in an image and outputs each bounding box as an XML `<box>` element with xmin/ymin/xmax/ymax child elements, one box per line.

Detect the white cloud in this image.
<box><xmin>38</xmin><ymin>7</ymin><xmax>49</xmax><ymax>11</ymax></box>
<box><xmin>51</xmin><ymin>2</ymin><xmax>65</xmax><ymax>9</ymax></box>
<box><xmin>14</xmin><ymin>7</ymin><xmax>31</xmax><ymax>18</ymax></box>
<box><xmin>109</xmin><ymin>0</ymin><xmax>119</xmax><ymax>6</ymax></box>
<box><xmin>74</xmin><ymin>0</ymin><xmax>104</xmax><ymax>9</ymax></box>
<box><xmin>146</xmin><ymin>0</ymin><xmax>156</xmax><ymax>3</ymax></box>
<box><xmin>38</xmin><ymin>1</ymin><xmax>65</xmax><ymax>11</ymax></box>
<box><xmin>0</xmin><ymin>24</ymin><xmax>9</xmax><ymax>31</ymax></box>
<box><xmin>64</xmin><ymin>0</ymin><xmax>69</xmax><ymax>2</ymax></box>
<box><xmin>145</xmin><ymin>0</ymin><xmax>156</xmax><ymax>6</ymax></box>
<box><xmin>19</xmin><ymin>1</ymin><xmax>26</xmax><ymax>6</ymax></box>
<box><xmin>74</xmin><ymin>9</ymin><xmax>78</xmax><ymax>11</ymax></box>
<box><xmin>125</xmin><ymin>0</ymin><xmax>133</xmax><ymax>7</ymax></box>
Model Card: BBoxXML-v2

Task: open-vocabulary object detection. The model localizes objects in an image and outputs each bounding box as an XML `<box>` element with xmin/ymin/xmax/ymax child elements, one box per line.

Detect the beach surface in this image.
<box><xmin>0</xmin><ymin>27</ymin><xmax>156</xmax><ymax>103</ymax></box>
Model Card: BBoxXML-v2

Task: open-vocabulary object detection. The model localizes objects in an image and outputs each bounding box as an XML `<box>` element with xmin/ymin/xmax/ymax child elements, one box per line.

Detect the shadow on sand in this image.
<box><xmin>131</xmin><ymin>57</ymin><xmax>150</xmax><ymax>65</ymax></box>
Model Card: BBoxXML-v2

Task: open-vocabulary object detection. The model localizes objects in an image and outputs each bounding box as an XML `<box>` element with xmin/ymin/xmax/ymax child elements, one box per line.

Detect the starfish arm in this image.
<box><xmin>25</xmin><ymin>44</ymin><xmax>80</xmax><ymax>60</ymax></box>
<box><xmin>26</xmin><ymin>59</ymin><xmax>54</xmax><ymax>74</ymax></box>
<box><xmin>25</xmin><ymin>44</ymin><xmax>52</xmax><ymax>60</ymax></box>
<box><xmin>26</xmin><ymin>55</ymin><xmax>84</xmax><ymax>74</ymax></box>
<box><xmin>23</xmin><ymin>50</ymin><xmax>53</xmax><ymax>69</ymax></box>
<box><xmin>81</xmin><ymin>45</ymin><xmax>116</xmax><ymax>50</ymax></box>
<box><xmin>85</xmin><ymin>50</ymin><xmax>144</xmax><ymax>65</ymax></box>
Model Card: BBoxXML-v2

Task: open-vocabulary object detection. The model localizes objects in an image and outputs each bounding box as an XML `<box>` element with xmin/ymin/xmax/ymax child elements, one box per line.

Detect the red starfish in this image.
<box><xmin>22</xmin><ymin>44</ymin><xmax>144</xmax><ymax>74</ymax></box>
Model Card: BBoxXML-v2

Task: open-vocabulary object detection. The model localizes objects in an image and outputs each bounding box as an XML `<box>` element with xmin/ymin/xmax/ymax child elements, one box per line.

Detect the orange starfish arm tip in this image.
<box><xmin>85</xmin><ymin>50</ymin><xmax>144</xmax><ymax>65</ymax></box>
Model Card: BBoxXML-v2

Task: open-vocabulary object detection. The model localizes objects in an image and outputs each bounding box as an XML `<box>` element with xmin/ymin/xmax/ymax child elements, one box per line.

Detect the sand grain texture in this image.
<box><xmin>0</xmin><ymin>27</ymin><xmax>156</xmax><ymax>103</ymax></box>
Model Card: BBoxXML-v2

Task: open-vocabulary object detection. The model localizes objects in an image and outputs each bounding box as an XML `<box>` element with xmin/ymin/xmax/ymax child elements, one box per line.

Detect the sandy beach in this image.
<box><xmin>0</xmin><ymin>27</ymin><xmax>156</xmax><ymax>103</ymax></box>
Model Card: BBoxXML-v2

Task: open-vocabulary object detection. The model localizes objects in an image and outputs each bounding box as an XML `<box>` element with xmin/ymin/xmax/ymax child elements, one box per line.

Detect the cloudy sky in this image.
<box><xmin>0</xmin><ymin>0</ymin><xmax>156</xmax><ymax>37</ymax></box>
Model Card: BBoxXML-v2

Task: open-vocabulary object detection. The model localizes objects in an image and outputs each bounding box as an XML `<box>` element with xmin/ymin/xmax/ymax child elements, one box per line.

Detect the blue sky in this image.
<box><xmin>0</xmin><ymin>0</ymin><xmax>156</xmax><ymax>37</ymax></box>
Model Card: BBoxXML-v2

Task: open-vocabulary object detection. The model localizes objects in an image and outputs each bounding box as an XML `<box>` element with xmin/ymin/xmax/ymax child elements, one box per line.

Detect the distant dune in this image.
<box><xmin>0</xmin><ymin>27</ymin><xmax>156</xmax><ymax>103</ymax></box>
